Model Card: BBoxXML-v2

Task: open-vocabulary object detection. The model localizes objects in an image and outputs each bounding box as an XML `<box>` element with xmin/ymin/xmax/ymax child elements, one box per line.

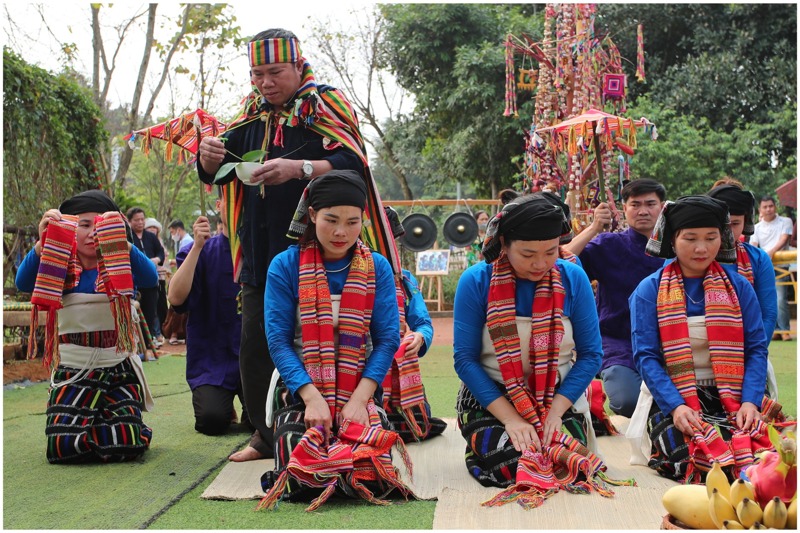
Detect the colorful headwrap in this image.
<box><xmin>482</xmin><ymin>195</ymin><xmax>570</xmax><ymax>263</ymax></box>
<box><xmin>708</xmin><ymin>185</ymin><xmax>756</xmax><ymax>236</ymax></box>
<box><xmin>248</xmin><ymin>37</ymin><xmax>302</xmax><ymax>67</ymax></box>
<box><xmin>646</xmin><ymin>196</ymin><xmax>736</xmax><ymax>263</ymax></box>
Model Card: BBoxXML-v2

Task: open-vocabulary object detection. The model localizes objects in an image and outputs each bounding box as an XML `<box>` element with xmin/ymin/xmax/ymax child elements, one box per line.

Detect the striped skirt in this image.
<box><xmin>45</xmin><ymin>359</ymin><xmax>152</xmax><ymax>464</ymax></box>
<box><xmin>456</xmin><ymin>383</ymin><xmax>589</xmax><ymax>488</ymax></box>
<box><xmin>385</xmin><ymin>394</ymin><xmax>448</xmax><ymax>443</ymax></box>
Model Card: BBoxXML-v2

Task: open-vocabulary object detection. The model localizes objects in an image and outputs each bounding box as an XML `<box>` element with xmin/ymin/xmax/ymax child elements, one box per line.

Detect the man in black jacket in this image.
<box><xmin>127</xmin><ymin>207</ymin><xmax>166</xmax><ymax>350</ymax></box>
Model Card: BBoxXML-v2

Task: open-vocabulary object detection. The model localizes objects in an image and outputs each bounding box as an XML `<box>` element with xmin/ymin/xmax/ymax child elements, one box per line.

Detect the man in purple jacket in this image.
<box><xmin>168</xmin><ymin>199</ymin><xmax>245</xmax><ymax>435</ymax></box>
<box><xmin>564</xmin><ymin>179</ymin><xmax>666</xmax><ymax>417</ymax></box>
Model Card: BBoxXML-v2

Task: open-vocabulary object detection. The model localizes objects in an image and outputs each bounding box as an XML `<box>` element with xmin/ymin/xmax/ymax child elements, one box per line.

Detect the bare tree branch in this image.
<box><xmin>311</xmin><ymin>7</ymin><xmax>414</xmax><ymax>199</ymax></box>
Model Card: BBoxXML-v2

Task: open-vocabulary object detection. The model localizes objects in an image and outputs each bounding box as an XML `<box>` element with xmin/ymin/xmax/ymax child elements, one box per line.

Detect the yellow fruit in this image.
<box><xmin>735</xmin><ymin>498</ymin><xmax>763</xmax><ymax>528</ymax></box>
<box><xmin>787</xmin><ymin>498</ymin><xmax>797</xmax><ymax>530</ymax></box>
<box><xmin>662</xmin><ymin>484</ymin><xmax>716</xmax><ymax>530</ymax></box>
<box><xmin>711</xmin><ymin>488</ymin><xmax>739</xmax><ymax>529</ymax></box>
<box><xmin>749</xmin><ymin>521</ymin><xmax>766</xmax><ymax>529</ymax></box>
<box><xmin>762</xmin><ymin>497</ymin><xmax>787</xmax><ymax>529</ymax></box>
<box><xmin>722</xmin><ymin>519</ymin><xmax>746</xmax><ymax>529</ymax></box>
<box><xmin>729</xmin><ymin>479</ymin><xmax>756</xmax><ymax>508</ymax></box>
<box><xmin>707</xmin><ymin>460</ymin><xmax>732</xmax><ymax>501</ymax></box>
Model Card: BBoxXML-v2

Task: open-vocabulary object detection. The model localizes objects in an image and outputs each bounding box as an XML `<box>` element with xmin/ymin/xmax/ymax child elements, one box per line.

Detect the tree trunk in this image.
<box><xmin>114</xmin><ymin>5</ymin><xmax>157</xmax><ymax>190</ymax></box>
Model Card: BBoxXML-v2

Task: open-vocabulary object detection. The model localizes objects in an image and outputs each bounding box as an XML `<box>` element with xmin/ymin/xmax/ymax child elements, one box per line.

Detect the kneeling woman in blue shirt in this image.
<box><xmin>629</xmin><ymin>196</ymin><xmax>782</xmax><ymax>483</ymax></box>
<box><xmin>453</xmin><ymin>194</ymin><xmax>603</xmax><ymax>488</ymax></box>
<box><xmin>261</xmin><ymin>170</ymin><xmax>401</xmax><ymax>503</ymax></box>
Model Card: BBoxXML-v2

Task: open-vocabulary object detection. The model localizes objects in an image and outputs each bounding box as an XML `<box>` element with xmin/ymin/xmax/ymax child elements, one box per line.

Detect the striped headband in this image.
<box><xmin>248</xmin><ymin>38</ymin><xmax>302</xmax><ymax>66</ymax></box>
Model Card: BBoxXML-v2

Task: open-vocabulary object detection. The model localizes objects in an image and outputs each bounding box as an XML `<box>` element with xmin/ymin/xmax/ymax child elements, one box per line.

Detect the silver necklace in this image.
<box><xmin>685</xmin><ymin>288</ymin><xmax>704</xmax><ymax>305</ymax></box>
<box><xmin>325</xmin><ymin>263</ymin><xmax>350</xmax><ymax>274</ymax></box>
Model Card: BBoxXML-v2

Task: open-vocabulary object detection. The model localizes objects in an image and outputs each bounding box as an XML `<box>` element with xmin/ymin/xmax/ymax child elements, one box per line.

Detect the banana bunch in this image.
<box><xmin>704</xmin><ymin>461</ymin><xmax>797</xmax><ymax>529</ymax></box>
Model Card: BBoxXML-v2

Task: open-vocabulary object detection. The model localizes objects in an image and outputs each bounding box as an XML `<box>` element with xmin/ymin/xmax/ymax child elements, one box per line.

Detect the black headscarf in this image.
<box><xmin>308</xmin><ymin>169</ymin><xmax>367</xmax><ymax>211</ymax></box>
<box><xmin>59</xmin><ymin>190</ymin><xmax>120</xmax><ymax>215</ymax></box>
<box><xmin>287</xmin><ymin>170</ymin><xmax>367</xmax><ymax>240</ymax></box>
<box><xmin>58</xmin><ymin>189</ymin><xmax>132</xmax><ymax>242</ymax></box>
<box><xmin>646</xmin><ymin>195</ymin><xmax>736</xmax><ymax>262</ymax></box>
<box><xmin>482</xmin><ymin>195</ymin><xmax>568</xmax><ymax>263</ymax></box>
<box><xmin>532</xmin><ymin>191</ymin><xmax>574</xmax><ymax>244</ymax></box>
<box><xmin>707</xmin><ymin>184</ymin><xmax>756</xmax><ymax>236</ymax></box>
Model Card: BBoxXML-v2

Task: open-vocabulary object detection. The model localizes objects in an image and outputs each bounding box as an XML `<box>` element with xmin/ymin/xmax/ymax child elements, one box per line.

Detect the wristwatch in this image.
<box><xmin>301</xmin><ymin>160</ymin><xmax>313</xmax><ymax>180</ymax></box>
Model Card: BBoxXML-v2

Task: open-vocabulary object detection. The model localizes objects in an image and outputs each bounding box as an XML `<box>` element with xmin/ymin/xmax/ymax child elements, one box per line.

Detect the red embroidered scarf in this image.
<box><xmin>297</xmin><ymin>239</ymin><xmax>374</xmax><ymax>420</ymax></box>
<box><xmin>487</xmin><ymin>252</ymin><xmax>565</xmax><ymax>432</ymax></box>
<box><xmin>736</xmin><ymin>242</ymin><xmax>754</xmax><ymax>285</ymax></box>
<box><xmin>656</xmin><ymin>260</ymin><xmax>773</xmax><ymax>480</ymax></box>
<box><xmin>93</xmin><ymin>214</ymin><xmax>137</xmax><ymax>354</ymax></box>
<box><xmin>483</xmin><ymin>253</ymin><xmax>634</xmax><ymax>508</ymax></box>
<box><xmin>382</xmin><ymin>276</ymin><xmax>429</xmax><ymax>440</ymax></box>
<box><xmin>257</xmin><ymin>419</ymin><xmax>414</xmax><ymax>512</ymax></box>
<box><xmin>28</xmin><ymin>215</ymin><xmax>80</xmax><ymax>367</ymax></box>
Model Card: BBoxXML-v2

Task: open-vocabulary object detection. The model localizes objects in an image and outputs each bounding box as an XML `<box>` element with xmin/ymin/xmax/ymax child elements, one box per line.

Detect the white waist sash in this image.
<box><xmin>55</xmin><ymin>293</ymin><xmax>154</xmax><ymax>411</ymax></box>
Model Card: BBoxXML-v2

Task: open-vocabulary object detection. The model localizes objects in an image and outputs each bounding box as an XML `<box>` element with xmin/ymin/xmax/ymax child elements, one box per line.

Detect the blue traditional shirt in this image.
<box><xmin>629</xmin><ymin>267</ymin><xmax>768</xmax><ymax>415</ymax></box>
<box><xmin>401</xmin><ymin>269</ymin><xmax>433</xmax><ymax>357</ymax></box>
<box><xmin>265</xmin><ymin>244</ymin><xmax>400</xmax><ymax>396</ymax></box>
<box><xmin>721</xmin><ymin>242</ymin><xmax>777</xmax><ymax>340</ymax></box>
<box><xmin>453</xmin><ymin>259</ymin><xmax>603</xmax><ymax>408</ymax></box>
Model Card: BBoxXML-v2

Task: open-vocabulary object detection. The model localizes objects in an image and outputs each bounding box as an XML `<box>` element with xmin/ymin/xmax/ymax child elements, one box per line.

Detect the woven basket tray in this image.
<box><xmin>661</xmin><ymin>514</ymin><xmax>688</xmax><ymax>530</ymax></box>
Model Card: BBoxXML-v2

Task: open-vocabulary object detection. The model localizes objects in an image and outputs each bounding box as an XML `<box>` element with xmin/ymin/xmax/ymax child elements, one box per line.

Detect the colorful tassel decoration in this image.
<box><xmin>636</xmin><ymin>24</ymin><xmax>646</xmax><ymax>82</ymax></box>
<box><xmin>504</xmin><ymin>36</ymin><xmax>518</xmax><ymax>117</ymax></box>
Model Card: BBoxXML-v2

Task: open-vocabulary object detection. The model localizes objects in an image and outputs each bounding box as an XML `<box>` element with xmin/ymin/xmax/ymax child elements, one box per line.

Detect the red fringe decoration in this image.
<box><xmin>111</xmin><ymin>297</ymin><xmax>136</xmax><ymax>353</ymax></box>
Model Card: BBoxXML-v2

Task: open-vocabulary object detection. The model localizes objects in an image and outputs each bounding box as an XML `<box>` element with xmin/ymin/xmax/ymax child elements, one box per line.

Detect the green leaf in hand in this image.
<box><xmin>242</xmin><ymin>150</ymin><xmax>267</xmax><ymax>162</ymax></box>
<box><xmin>214</xmin><ymin>162</ymin><xmax>239</xmax><ymax>183</ymax></box>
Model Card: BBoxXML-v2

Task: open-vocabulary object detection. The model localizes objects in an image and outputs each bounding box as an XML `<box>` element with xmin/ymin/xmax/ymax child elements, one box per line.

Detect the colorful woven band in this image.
<box><xmin>248</xmin><ymin>38</ymin><xmax>302</xmax><ymax>66</ymax></box>
<box><xmin>28</xmin><ymin>215</ymin><xmax>79</xmax><ymax>365</ymax></box>
<box><xmin>297</xmin><ymin>239</ymin><xmax>375</xmax><ymax>419</ymax></box>
<box><xmin>93</xmin><ymin>214</ymin><xmax>137</xmax><ymax>353</ymax></box>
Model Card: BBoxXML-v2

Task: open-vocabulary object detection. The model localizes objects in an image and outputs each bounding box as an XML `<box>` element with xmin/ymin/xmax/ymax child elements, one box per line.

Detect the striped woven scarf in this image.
<box><xmin>257</xmin><ymin>419</ymin><xmax>413</xmax><ymax>512</ymax></box>
<box><xmin>484</xmin><ymin>254</ymin><xmax>634</xmax><ymax>508</ymax></box>
<box><xmin>559</xmin><ymin>247</ymin><xmax>579</xmax><ymax>264</ymax></box>
<box><xmin>736</xmin><ymin>242</ymin><xmax>754</xmax><ymax>285</ymax></box>
<box><xmin>93</xmin><ymin>214</ymin><xmax>137</xmax><ymax>354</ymax></box>
<box><xmin>222</xmin><ymin>59</ymin><xmax>398</xmax><ymax>278</ymax></box>
<box><xmin>487</xmin><ymin>252</ymin><xmax>564</xmax><ymax>431</ymax></box>
<box><xmin>656</xmin><ymin>260</ymin><xmax>773</xmax><ymax>481</ymax></box>
<box><xmin>28</xmin><ymin>215</ymin><xmax>80</xmax><ymax>367</ymax></box>
<box><xmin>381</xmin><ymin>275</ymin><xmax>430</xmax><ymax>441</ymax></box>
<box><xmin>483</xmin><ymin>433</ymin><xmax>617</xmax><ymax>510</ymax></box>
<box><xmin>298</xmin><ymin>239</ymin><xmax>374</xmax><ymax>419</ymax></box>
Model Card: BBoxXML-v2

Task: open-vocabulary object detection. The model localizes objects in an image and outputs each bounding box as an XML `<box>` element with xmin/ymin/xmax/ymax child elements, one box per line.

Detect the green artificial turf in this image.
<box><xmin>770</xmin><ymin>339</ymin><xmax>797</xmax><ymax>417</ymax></box>
<box><xmin>149</xmin><ymin>346</ymin><xmax>459</xmax><ymax>529</ymax></box>
<box><xmin>3</xmin><ymin>356</ymin><xmax>250</xmax><ymax>530</ymax></box>
<box><xmin>3</xmin><ymin>337</ymin><xmax>795</xmax><ymax>530</ymax></box>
